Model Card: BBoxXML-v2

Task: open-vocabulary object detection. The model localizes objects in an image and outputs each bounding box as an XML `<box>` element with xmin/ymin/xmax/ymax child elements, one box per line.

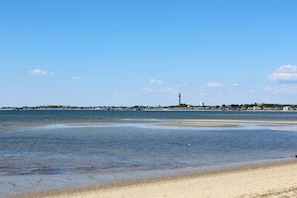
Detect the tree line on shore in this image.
<box><xmin>1</xmin><ymin>103</ymin><xmax>297</xmax><ymax>111</ymax></box>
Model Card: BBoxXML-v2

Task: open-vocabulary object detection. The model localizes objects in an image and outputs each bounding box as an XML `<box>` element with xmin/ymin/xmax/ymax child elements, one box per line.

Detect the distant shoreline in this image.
<box><xmin>1</xmin><ymin>102</ymin><xmax>297</xmax><ymax>112</ymax></box>
<box><xmin>1</xmin><ymin>107</ymin><xmax>297</xmax><ymax>112</ymax></box>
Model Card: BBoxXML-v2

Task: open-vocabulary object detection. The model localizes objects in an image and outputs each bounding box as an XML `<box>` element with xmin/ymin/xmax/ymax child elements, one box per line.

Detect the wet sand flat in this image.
<box><xmin>22</xmin><ymin>160</ymin><xmax>297</xmax><ymax>198</ymax></box>
<box><xmin>160</xmin><ymin>119</ymin><xmax>297</xmax><ymax>128</ymax></box>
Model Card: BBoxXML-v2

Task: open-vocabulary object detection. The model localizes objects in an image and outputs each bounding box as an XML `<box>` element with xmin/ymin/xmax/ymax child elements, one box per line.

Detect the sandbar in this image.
<box><xmin>160</xmin><ymin>119</ymin><xmax>297</xmax><ymax>128</ymax></box>
<box><xmin>20</xmin><ymin>160</ymin><xmax>297</xmax><ymax>198</ymax></box>
<box><xmin>161</xmin><ymin>123</ymin><xmax>239</xmax><ymax>127</ymax></box>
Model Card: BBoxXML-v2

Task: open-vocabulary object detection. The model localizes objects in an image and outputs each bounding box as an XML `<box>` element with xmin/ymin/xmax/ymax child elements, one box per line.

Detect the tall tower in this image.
<box><xmin>179</xmin><ymin>93</ymin><xmax>181</xmax><ymax>106</ymax></box>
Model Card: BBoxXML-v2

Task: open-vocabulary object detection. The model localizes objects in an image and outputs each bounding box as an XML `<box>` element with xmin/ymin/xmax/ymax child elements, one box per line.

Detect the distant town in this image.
<box><xmin>1</xmin><ymin>103</ymin><xmax>297</xmax><ymax>111</ymax></box>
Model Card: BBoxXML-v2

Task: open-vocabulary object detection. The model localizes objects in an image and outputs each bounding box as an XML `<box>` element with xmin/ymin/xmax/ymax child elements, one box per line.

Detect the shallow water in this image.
<box><xmin>1</xmin><ymin>110</ymin><xmax>297</xmax><ymax>197</ymax></box>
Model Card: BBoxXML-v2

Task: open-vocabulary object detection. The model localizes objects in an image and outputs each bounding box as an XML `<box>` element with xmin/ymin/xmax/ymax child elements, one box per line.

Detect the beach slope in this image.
<box><xmin>25</xmin><ymin>161</ymin><xmax>297</xmax><ymax>198</ymax></box>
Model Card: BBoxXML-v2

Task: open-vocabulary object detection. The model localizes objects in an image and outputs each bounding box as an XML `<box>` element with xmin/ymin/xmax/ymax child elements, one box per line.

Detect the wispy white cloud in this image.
<box><xmin>162</xmin><ymin>87</ymin><xmax>178</xmax><ymax>93</ymax></box>
<box><xmin>72</xmin><ymin>76</ymin><xmax>81</xmax><ymax>81</ymax></box>
<box><xmin>231</xmin><ymin>83</ymin><xmax>240</xmax><ymax>87</ymax></box>
<box><xmin>143</xmin><ymin>87</ymin><xmax>178</xmax><ymax>94</ymax></box>
<box><xmin>269</xmin><ymin>65</ymin><xmax>297</xmax><ymax>83</ymax></box>
<box><xmin>263</xmin><ymin>65</ymin><xmax>297</xmax><ymax>100</ymax></box>
<box><xmin>113</xmin><ymin>92</ymin><xmax>132</xmax><ymax>99</ymax></box>
<box><xmin>148</xmin><ymin>78</ymin><xmax>163</xmax><ymax>85</ymax></box>
<box><xmin>265</xmin><ymin>84</ymin><xmax>297</xmax><ymax>95</ymax></box>
<box><xmin>27</xmin><ymin>69</ymin><xmax>53</xmax><ymax>76</ymax></box>
<box><xmin>114</xmin><ymin>86</ymin><xmax>178</xmax><ymax>100</ymax></box>
<box><xmin>204</xmin><ymin>82</ymin><xmax>224</xmax><ymax>88</ymax></box>
<box><xmin>175</xmin><ymin>82</ymin><xmax>187</xmax><ymax>88</ymax></box>
<box><xmin>264</xmin><ymin>86</ymin><xmax>274</xmax><ymax>92</ymax></box>
<box><xmin>143</xmin><ymin>88</ymin><xmax>155</xmax><ymax>93</ymax></box>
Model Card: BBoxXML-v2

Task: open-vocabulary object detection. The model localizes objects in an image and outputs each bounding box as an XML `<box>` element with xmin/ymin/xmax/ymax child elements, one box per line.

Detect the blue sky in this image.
<box><xmin>1</xmin><ymin>0</ymin><xmax>297</xmax><ymax>107</ymax></box>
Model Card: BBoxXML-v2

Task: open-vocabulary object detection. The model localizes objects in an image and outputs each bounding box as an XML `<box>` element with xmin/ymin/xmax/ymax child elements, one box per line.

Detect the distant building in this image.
<box><xmin>179</xmin><ymin>93</ymin><xmax>181</xmax><ymax>106</ymax></box>
<box><xmin>200</xmin><ymin>101</ymin><xmax>204</xmax><ymax>107</ymax></box>
<box><xmin>283</xmin><ymin>106</ymin><xmax>292</xmax><ymax>111</ymax></box>
<box><xmin>253</xmin><ymin>106</ymin><xmax>261</xmax><ymax>111</ymax></box>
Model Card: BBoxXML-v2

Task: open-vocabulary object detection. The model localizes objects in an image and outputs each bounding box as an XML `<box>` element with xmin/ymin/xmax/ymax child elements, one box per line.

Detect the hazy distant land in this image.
<box><xmin>1</xmin><ymin>103</ymin><xmax>297</xmax><ymax>111</ymax></box>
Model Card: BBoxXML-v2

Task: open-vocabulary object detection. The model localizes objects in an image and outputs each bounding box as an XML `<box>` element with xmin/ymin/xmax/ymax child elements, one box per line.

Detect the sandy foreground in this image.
<box><xmin>21</xmin><ymin>160</ymin><xmax>297</xmax><ymax>198</ymax></box>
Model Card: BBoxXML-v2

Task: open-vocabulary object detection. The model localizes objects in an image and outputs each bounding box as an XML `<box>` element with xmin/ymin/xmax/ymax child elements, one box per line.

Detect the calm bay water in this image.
<box><xmin>1</xmin><ymin>110</ymin><xmax>297</xmax><ymax>197</ymax></box>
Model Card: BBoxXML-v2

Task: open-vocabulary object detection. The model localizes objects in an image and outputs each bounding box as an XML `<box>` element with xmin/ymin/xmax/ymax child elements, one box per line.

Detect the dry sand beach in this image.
<box><xmin>20</xmin><ymin>160</ymin><xmax>297</xmax><ymax>198</ymax></box>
